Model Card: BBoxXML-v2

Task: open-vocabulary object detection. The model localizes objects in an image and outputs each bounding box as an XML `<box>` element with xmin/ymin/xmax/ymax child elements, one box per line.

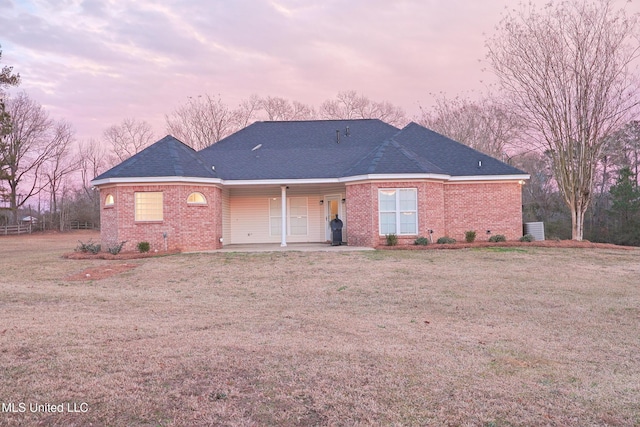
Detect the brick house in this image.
<box><xmin>91</xmin><ymin>120</ymin><xmax>529</xmax><ymax>251</ymax></box>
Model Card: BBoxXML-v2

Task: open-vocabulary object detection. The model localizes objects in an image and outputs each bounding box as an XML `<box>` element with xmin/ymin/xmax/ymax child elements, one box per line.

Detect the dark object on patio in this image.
<box><xmin>330</xmin><ymin>215</ymin><xmax>343</xmax><ymax>246</ymax></box>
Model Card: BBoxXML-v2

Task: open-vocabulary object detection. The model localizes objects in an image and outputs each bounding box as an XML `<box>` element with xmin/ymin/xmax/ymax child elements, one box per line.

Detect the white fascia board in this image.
<box><xmin>223</xmin><ymin>174</ymin><xmax>453</xmax><ymax>185</ymax></box>
<box><xmin>91</xmin><ymin>173</ymin><xmax>530</xmax><ymax>188</ymax></box>
<box><xmin>90</xmin><ymin>176</ymin><xmax>223</xmax><ymax>187</ymax></box>
<box><xmin>340</xmin><ymin>173</ymin><xmax>451</xmax><ymax>183</ymax></box>
<box><xmin>223</xmin><ymin>175</ymin><xmax>451</xmax><ymax>185</ymax></box>
<box><xmin>447</xmin><ymin>174</ymin><xmax>530</xmax><ymax>182</ymax></box>
<box><xmin>222</xmin><ymin>178</ymin><xmax>342</xmax><ymax>186</ymax></box>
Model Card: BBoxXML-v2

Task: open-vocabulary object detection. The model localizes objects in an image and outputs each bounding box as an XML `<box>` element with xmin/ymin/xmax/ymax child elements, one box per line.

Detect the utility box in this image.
<box><xmin>524</xmin><ymin>222</ymin><xmax>545</xmax><ymax>241</ymax></box>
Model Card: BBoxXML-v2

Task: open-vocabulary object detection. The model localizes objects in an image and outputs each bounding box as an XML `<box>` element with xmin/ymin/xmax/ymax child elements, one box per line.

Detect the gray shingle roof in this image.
<box><xmin>198</xmin><ymin>119</ymin><xmax>401</xmax><ymax>179</ymax></box>
<box><xmin>391</xmin><ymin>122</ymin><xmax>525</xmax><ymax>176</ymax></box>
<box><xmin>94</xmin><ymin>120</ymin><xmax>526</xmax><ymax>182</ymax></box>
<box><xmin>94</xmin><ymin>135</ymin><xmax>217</xmax><ymax>180</ymax></box>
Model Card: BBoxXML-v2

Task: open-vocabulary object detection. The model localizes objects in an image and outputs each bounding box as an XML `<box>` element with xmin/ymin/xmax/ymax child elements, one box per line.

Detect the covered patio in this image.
<box><xmin>215</xmin><ymin>242</ymin><xmax>374</xmax><ymax>253</ymax></box>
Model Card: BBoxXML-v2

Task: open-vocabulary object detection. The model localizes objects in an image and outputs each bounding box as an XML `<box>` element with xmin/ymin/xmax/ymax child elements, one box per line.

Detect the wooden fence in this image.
<box><xmin>69</xmin><ymin>221</ymin><xmax>98</xmax><ymax>230</ymax></box>
<box><xmin>0</xmin><ymin>223</ymin><xmax>32</xmax><ymax>235</ymax></box>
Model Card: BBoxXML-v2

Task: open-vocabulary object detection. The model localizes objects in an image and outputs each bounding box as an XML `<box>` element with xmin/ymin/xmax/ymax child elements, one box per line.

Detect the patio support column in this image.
<box><xmin>280</xmin><ymin>185</ymin><xmax>287</xmax><ymax>247</ymax></box>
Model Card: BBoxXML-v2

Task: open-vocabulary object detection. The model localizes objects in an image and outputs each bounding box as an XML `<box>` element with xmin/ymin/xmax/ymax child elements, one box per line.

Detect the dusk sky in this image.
<box><xmin>2</xmin><ymin>0</ymin><xmax>639</xmax><ymax>142</ymax></box>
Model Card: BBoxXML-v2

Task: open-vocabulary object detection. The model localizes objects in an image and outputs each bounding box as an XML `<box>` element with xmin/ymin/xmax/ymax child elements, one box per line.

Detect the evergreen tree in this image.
<box><xmin>609</xmin><ymin>167</ymin><xmax>640</xmax><ymax>245</ymax></box>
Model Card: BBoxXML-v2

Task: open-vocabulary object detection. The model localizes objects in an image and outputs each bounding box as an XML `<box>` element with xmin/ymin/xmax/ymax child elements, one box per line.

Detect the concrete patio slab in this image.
<box><xmin>216</xmin><ymin>243</ymin><xmax>374</xmax><ymax>253</ymax></box>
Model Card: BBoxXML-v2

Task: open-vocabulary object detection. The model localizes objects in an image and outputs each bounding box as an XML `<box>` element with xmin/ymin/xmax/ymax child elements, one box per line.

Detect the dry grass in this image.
<box><xmin>1</xmin><ymin>231</ymin><xmax>639</xmax><ymax>426</ymax></box>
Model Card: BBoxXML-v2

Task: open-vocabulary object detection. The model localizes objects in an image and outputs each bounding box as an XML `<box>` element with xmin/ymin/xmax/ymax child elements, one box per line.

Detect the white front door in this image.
<box><xmin>325</xmin><ymin>195</ymin><xmax>344</xmax><ymax>241</ymax></box>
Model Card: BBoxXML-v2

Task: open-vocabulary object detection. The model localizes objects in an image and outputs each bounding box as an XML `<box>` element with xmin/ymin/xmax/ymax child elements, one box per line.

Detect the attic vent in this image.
<box><xmin>252</xmin><ymin>144</ymin><xmax>262</xmax><ymax>151</ymax></box>
<box><xmin>345</xmin><ymin>126</ymin><xmax>350</xmax><ymax>137</ymax></box>
<box><xmin>477</xmin><ymin>160</ymin><xmax>482</xmax><ymax>168</ymax></box>
<box><xmin>336</xmin><ymin>130</ymin><xmax>340</xmax><ymax>144</ymax></box>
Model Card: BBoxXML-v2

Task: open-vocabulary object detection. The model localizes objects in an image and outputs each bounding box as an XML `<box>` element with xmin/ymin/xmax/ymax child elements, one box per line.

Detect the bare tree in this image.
<box><xmin>319</xmin><ymin>91</ymin><xmax>408</xmax><ymax>127</ymax></box>
<box><xmin>418</xmin><ymin>94</ymin><xmax>522</xmax><ymax>158</ymax></box>
<box><xmin>165</xmin><ymin>95</ymin><xmax>238</xmax><ymax>150</ymax></box>
<box><xmin>77</xmin><ymin>138</ymin><xmax>109</xmax><ymax>191</ymax></box>
<box><xmin>0</xmin><ymin>92</ymin><xmax>59</xmax><ymax>224</ymax></box>
<box><xmin>259</xmin><ymin>96</ymin><xmax>315</xmax><ymax>121</ymax></box>
<box><xmin>234</xmin><ymin>94</ymin><xmax>262</xmax><ymax>129</ymax></box>
<box><xmin>486</xmin><ymin>0</ymin><xmax>640</xmax><ymax>240</ymax></box>
<box><xmin>104</xmin><ymin>118</ymin><xmax>155</xmax><ymax>162</ymax></box>
<box><xmin>43</xmin><ymin>121</ymin><xmax>77</xmax><ymax>230</ymax></box>
<box><xmin>75</xmin><ymin>138</ymin><xmax>108</xmax><ymax>226</ymax></box>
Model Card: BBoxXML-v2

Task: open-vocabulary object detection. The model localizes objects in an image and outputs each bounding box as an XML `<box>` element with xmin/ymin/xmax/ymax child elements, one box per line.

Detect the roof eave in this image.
<box><xmin>90</xmin><ymin>176</ymin><xmax>223</xmax><ymax>186</ymax></box>
<box><xmin>91</xmin><ymin>173</ymin><xmax>529</xmax><ymax>188</ymax></box>
<box><xmin>447</xmin><ymin>174</ymin><xmax>530</xmax><ymax>182</ymax></box>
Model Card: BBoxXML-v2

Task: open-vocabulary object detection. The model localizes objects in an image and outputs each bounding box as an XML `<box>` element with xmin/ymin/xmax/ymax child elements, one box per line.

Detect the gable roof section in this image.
<box><xmin>345</xmin><ymin>138</ymin><xmax>447</xmax><ymax>176</ymax></box>
<box><xmin>94</xmin><ymin>135</ymin><xmax>217</xmax><ymax>180</ymax></box>
<box><xmin>391</xmin><ymin>122</ymin><xmax>525</xmax><ymax>177</ymax></box>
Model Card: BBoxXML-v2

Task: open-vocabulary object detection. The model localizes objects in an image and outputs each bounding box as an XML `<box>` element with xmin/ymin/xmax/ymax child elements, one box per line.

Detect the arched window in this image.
<box><xmin>105</xmin><ymin>194</ymin><xmax>115</xmax><ymax>207</ymax></box>
<box><xmin>187</xmin><ymin>192</ymin><xmax>207</xmax><ymax>205</ymax></box>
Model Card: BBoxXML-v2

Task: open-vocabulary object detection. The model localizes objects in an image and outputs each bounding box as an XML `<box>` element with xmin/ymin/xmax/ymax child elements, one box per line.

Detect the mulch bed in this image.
<box><xmin>65</xmin><ymin>263</ymin><xmax>140</xmax><ymax>281</ymax></box>
<box><xmin>61</xmin><ymin>241</ymin><xmax>635</xmax><ymax>282</ymax></box>
<box><xmin>62</xmin><ymin>250</ymin><xmax>182</xmax><ymax>281</ymax></box>
<box><xmin>377</xmin><ymin>240</ymin><xmax>637</xmax><ymax>250</ymax></box>
<box><xmin>63</xmin><ymin>249</ymin><xmax>181</xmax><ymax>260</ymax></box>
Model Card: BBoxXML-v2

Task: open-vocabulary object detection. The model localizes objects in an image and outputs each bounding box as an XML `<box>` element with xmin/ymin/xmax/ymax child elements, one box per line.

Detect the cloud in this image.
<box><xmin>4</xmin><ymin>0</ymin><xmax>637</xmax><ymax>141</ymax></box>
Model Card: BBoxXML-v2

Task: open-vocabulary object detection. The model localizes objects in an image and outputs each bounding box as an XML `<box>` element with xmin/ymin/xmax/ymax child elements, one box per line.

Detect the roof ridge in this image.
<box><xmin>259</xmin><ymin>118</ymin><xmax>383</xmax><ymax>124</ymax></box>
<box><xmin>168</xmin><ymin>140</ymin><xmax>185</xmax><ymax>176</ymax></box>
<box><xmin>342</xmin><ymin>139</ymin><xmax>389</xmax><ymax>176</ymax></box>
<box><xmin>367</xmin><ymin>140</ymin><xmax>391</xmax><ymax>174</ymax></box>
<box><xmin>388</xmin><ymin>137</ymin><xmax>445</xmax><ymax>174</ymax></box>
<box><xmin>168</xmin><ymin>136</ymin><xmax>216</xmax><ymax>177</ymax></box>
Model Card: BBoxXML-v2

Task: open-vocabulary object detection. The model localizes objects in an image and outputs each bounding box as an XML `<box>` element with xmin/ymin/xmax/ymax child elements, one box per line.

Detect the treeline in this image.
<box><xmin>2</xmin><ymin>84</ymin><xmax>638</xmax><ymax>244</ymax></box>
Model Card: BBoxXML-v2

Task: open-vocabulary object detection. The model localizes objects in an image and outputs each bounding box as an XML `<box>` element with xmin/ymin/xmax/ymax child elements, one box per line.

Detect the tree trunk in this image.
<box><xmin>570</xmin><ymin>202</ymin><xmax>588</xmax><ymax>241</ymax></box>
<box><xmin>9</xmin><ymin>182</ymin><xmax>17</xmax><ymax>225</ymax></box>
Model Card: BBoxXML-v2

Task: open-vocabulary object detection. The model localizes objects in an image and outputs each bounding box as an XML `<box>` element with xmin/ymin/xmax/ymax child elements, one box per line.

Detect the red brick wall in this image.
<box><xmin>99</xmin><ymin>184</ymin><xmax>222</xmax><ymax>252</ymax></box>
<box><xmin>443</xmin><ymin>182</ymin><xmax>523</xmax><ymax>241</ymax></box>
<box><xmin>345</xmin><ymin>183</ymin><xmax>376</xmax><ymax>247</ymax></box>
<box><xmin>346</xmin><ymin>180</ymin><xmax>523</xmax><ymax>246</ymax></box>
<box><xmin>100</xmin><ymin>186</ymin><xmax>120</xmax><ymax>248</ymax></box>
<box><xmin>346</xmin><ymin>181</ymin><xmax>446</xmax><ymax>246</ymax></box>
<box><xmin>100</xmin><ymin>180</ymin><xmax>523</xmax><ymax>250</ymax></box>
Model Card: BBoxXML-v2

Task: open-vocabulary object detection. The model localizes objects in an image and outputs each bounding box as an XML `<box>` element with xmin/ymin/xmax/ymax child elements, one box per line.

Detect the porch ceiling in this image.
<box><xmin>227</xmin><ymin>183</ymin><xmax>347</xmax><ymax>197</ymax></box>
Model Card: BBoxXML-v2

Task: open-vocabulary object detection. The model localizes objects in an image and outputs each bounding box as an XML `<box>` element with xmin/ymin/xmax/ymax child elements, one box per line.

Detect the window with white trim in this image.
<box><xmin>379</xmin><ymin>188</ymin><xmax>417</xmax><ymax>235</ymax></box>
<box><xmin>289</xmin><ymin>197</ymin><xmax>308</xmax><ymax>235</ymax></box>
<box><xmin>269</xmin><ymin>197</ymin><xmax>308</xmax><ymax>236</ymax></box>
<box><xmin>187</xmin><ymin>192</ymin><xmax>207</xmax><ymax>204</ymax></box>
<box><xmin>135</xmin><ymin>192</ymin><xmax>163</xmax><ymax>221</ymax></box>
<box><xmin>269</xmin><ymin>198</ymin><xmax>282</xmax><ymax>236</ymax></box>
<box><xmin>105</xmin><ymin>194</ymin><xmax>114</xmax><ymax>207</ymax></box>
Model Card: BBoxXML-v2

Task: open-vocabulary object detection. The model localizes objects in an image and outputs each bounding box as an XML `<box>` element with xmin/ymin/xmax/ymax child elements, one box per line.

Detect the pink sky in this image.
<box><xmin>2</xmin><ymin>0</ymin><xmax>639</xmax><ymax>142</ymax></box>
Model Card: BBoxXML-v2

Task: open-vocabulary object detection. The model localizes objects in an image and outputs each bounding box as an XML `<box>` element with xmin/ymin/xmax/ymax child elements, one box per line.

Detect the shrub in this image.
<box><xmin>76</xmin><ymin>240</ymin><xmax>101</xmax><ymax>254</ymax></box>
<box><xmin>489</xmin><ymin>234</ymin><xmax>507</xmax><ymax>243</ymax></box>
<box><xmin>465</xmin><ymin>230</ymin><xmax>476</xmax><ymax>243</ymax></box>
<box><xmin>137</xmin><ymin>241</ymin><xmax>151</xmax><ymax>253</ymax></box>
<box><xmin>107</xmin><ymin>241</ymin><xmax>127</xmax><ymax>255</ymax></box>
<box><xmin>520</xmin><ymin>234</ymin><xmax>535</xmax><ymax>242</ymax></box>
<box><xmin>414</xmin><ymin>236</ymin><xmax>429</xmax><ymax>246</ymax></box>
<box><xmin>436</xmin><ymin>236</ymin><xmax>457</xmax><ymax>244</ymax></box>
<box><xmin>385</xmin><ymin>234</ymin><xmax>398</xmax><ymax>246</ymax></box>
